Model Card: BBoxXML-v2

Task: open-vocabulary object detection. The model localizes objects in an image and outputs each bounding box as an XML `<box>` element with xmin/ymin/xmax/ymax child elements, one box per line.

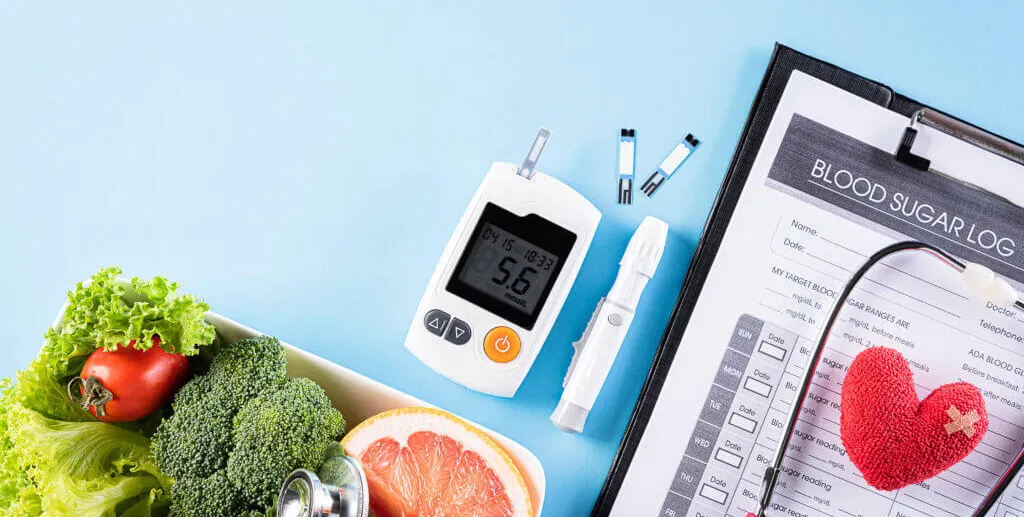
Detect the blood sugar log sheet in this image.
<box><xmin>609</xmin><ymin>71</ymin><xmax>1024</xmax><ymax>517</ymax></box>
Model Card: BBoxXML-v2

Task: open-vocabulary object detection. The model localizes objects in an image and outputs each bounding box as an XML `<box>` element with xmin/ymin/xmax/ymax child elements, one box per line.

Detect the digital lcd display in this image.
<box><xmin>447</xmin><ymin>203</ymin><xmax>577</xmax><ymax>330</ymax></box>
<box><xmin>456</xmin><ymin>223</ymin><xmax>560</xmax><ymax>315</ymax></box>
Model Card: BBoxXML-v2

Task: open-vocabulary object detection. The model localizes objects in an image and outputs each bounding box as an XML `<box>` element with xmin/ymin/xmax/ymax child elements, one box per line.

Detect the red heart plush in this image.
<box><xmin>840</xmin><ymin>347</ymin><xmax>988</xmax><ymax>491</ymax></box>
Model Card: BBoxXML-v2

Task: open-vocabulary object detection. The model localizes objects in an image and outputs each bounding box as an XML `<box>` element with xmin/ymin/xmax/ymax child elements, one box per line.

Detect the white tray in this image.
<box><xmin>50</xmin><ymin>306</ymin><xmax>546</xmax><ymax>514</ymax></box>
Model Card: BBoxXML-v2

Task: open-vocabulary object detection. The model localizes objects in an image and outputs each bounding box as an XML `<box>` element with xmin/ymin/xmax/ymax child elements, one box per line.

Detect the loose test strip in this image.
<box><xmin>640</xmin><ymin>133</ymin><xmax>700</xmax><ymax>197</ymax></box>
<box><xmin>618</xmin><ymin>129</ymin><xmax>636</xmax><ymax>204</ymax></box>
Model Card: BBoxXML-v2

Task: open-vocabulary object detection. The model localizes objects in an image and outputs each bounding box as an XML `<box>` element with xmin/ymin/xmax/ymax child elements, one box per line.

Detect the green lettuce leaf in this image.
<box><xmin>45</xmin><ymin>267</ymin><xmax>215</xmax><ymax>366</ymax></box>
<box><xmin>14</xmin><ymin>352</ymin><xmax>93</xmax><ymax>423</ymax></box>
<box><xmin>0</xmin><ymin>380</ymin><xmax>40</xmax><ymax>517</ymax></box>
<box><xmin>5</xmin><ymin>401</ymin><xmax>172</xmax><ymax>517</ymax></box>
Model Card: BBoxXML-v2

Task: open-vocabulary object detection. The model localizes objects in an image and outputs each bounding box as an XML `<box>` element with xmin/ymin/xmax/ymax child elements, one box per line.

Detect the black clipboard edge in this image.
<box><xmin>591</xmin><ymin>43</ymin><xmax>898</xmax><ymax>516</ymax></box>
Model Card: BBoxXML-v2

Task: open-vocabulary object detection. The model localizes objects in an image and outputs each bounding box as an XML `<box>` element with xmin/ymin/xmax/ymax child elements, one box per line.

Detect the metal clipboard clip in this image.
<box><xmin>895</xmin><ymin>108</ymin><xmax>1024</xmax><ymax>212</ymax></box>
<box><xmin>896</xmin><ymin>108</ymin><xmax>1024</xmax><ymax>170</ymax></box>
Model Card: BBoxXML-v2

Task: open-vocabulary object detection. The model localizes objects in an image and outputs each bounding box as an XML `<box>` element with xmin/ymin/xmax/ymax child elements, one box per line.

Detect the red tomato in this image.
<box><xmin>76</xmin><ymin>336</ymin><xmax>191</xmax><ymax>422</ymax></box>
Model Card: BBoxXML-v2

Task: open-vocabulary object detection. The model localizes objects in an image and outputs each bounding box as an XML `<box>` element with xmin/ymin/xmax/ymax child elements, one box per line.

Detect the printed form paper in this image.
<box><xmin>610</xmin><ymin>71</ymin><xmax>1024</xmax><ymax>517</ymax></box>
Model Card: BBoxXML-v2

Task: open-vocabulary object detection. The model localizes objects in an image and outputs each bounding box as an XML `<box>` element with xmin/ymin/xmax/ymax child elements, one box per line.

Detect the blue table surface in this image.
<box><xmin>3</xmin><ymin>2</ymin><xmax>1024</xmax><ymax>515</ymax></box>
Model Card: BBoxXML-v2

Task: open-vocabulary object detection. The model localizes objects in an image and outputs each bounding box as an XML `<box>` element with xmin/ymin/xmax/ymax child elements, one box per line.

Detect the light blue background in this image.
<box><xmin>2</xmin><ymin>2</ymin><xmax>1024</xmax><ymax>515</ymax></box>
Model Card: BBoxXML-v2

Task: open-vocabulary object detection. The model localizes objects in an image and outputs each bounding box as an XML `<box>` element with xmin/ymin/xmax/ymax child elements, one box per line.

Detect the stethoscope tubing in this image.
<box><xmin>754</xmin><ymin>241</ymin><xmax>1023</xmax><ymax>517</ymax></box>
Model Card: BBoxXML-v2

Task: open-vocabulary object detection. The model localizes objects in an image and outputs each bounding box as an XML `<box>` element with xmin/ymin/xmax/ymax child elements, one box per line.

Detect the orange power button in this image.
<box><xmin>483</xmin><ymin>327</ymin><xmax>521</xmax><ymax>363</ymax></box>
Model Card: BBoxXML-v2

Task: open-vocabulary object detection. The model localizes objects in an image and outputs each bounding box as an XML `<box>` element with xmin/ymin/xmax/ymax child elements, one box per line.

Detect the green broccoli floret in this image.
<box><xmin>168</xmin><ymin>471</ymin><xmax>245</xmax><ymax>517</ymax></box>
<box><xmin>227</xmin><ymin>377</ymin><xmax>346</xmax><ymax>507</ymax></box>
<box><xmin>318</xmin><ymin>442</ymin><xmax>354</xmax><ymax>486</ymax></box>
<box><xmin>152</xmin><ymin>336</ymin><xmax>288</xmax><ymax>481</ymax></box>
<box><xmin>152</xmin><ymin>336</ymin><xmax>345</xmax><ymax>517</ymax></box>
<box><xmin>151</xmin><ymin>376</ymin><xmax>235</xmax><ymax>479</ymax></box>
<box><xmin>205</xmin><ymin>336</ymin><xmax>288</xmax><ymax>403</ymax></box>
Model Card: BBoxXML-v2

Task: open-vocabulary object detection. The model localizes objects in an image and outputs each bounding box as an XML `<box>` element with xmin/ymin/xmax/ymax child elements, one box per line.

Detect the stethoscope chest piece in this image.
<box><xmin>277</xmin><ymin>455</ymin><xmax>369</xmax><ymax>517</ymax></box>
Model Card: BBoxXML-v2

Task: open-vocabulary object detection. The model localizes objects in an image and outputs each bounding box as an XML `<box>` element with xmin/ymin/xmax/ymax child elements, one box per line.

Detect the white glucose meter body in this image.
<box><xmin>405</xmin><ymin>161</ymin><xmax>600</xmax><ymax>397</ymax></box>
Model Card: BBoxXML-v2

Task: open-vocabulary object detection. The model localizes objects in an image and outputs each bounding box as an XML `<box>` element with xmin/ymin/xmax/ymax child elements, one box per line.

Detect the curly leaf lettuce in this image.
<box><xmin>0</xmin><ymin>381</ymin><xmax>40</xmax><ymax>517</ymax></box>
<box><xmin>44</xmin><ymin>267</ymin><xmax>215</xmax><ymax>377</ymax></box>
<box><xmin>14</xmin><ymin>352</ymin><xmax>93</xmax><ymax>423</ymax></box>
<box><xmin>3</xmin><ymin>401</ymin><xmax>171</xmax><ymax>517</ymax></box>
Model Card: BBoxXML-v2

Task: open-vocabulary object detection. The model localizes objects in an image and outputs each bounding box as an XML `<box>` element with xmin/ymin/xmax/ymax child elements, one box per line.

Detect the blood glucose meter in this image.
<box><xmin>405</xmin><ymin>129</ymin><xmax>601</xmax><ymax>397</ymax></box>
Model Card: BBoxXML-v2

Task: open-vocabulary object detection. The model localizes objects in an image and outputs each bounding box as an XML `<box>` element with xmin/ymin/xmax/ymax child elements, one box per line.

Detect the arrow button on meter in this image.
<box><xmin>423</xmin><ymin>309</ymin><xmax>451</xmax><ymax>337</ymax></box>
<box><xmin>444</xmin><ymin>318</ymin><xmax>472</xmax><ymax>346</ymax></box>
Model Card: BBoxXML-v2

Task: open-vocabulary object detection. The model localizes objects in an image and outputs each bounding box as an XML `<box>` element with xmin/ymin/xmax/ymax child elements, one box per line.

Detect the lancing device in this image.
<box><xmin>551</xmin><ymin>216</ymin><xmax>668</xmax><ymax>433</ymax></box>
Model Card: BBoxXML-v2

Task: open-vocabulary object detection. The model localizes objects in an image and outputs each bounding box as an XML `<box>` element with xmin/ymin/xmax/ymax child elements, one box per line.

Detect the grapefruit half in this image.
<box><xmin>341</xmin><ymin>407</ymin><xmax>534</xmax><ymax>517</ymax></box>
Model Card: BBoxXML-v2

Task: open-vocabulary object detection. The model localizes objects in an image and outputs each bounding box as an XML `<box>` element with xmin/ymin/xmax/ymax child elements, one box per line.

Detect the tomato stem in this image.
<box><xmin>67</xmin><ymin>376</ymin><xmax>114</xmax><ymax>418</ymax></box>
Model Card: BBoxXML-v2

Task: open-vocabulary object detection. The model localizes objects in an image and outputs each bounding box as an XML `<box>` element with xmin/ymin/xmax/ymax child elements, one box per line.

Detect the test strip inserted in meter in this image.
<box><xmin>405</xmin><ymin>128</ymin><xmax>602</xmax><ymax>397</ymax></box>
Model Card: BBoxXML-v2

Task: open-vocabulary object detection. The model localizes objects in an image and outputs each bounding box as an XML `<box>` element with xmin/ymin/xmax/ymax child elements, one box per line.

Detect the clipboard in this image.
<box><xmin>591</xmin><ymin>43</ymin><xmax>1024</xmax><ymax>516</ymax></box>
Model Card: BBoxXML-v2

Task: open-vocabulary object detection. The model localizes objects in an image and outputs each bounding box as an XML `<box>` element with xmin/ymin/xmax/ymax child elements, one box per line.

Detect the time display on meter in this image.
<box><xmin>457</xmin><ymin>223</ymin><xmax>560</xmax><ymax>314</ymax></box>
<box><xmin>447</xmin><ymin>203</ymin><xmax>577</xmax><ymax>330</ymax></box>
